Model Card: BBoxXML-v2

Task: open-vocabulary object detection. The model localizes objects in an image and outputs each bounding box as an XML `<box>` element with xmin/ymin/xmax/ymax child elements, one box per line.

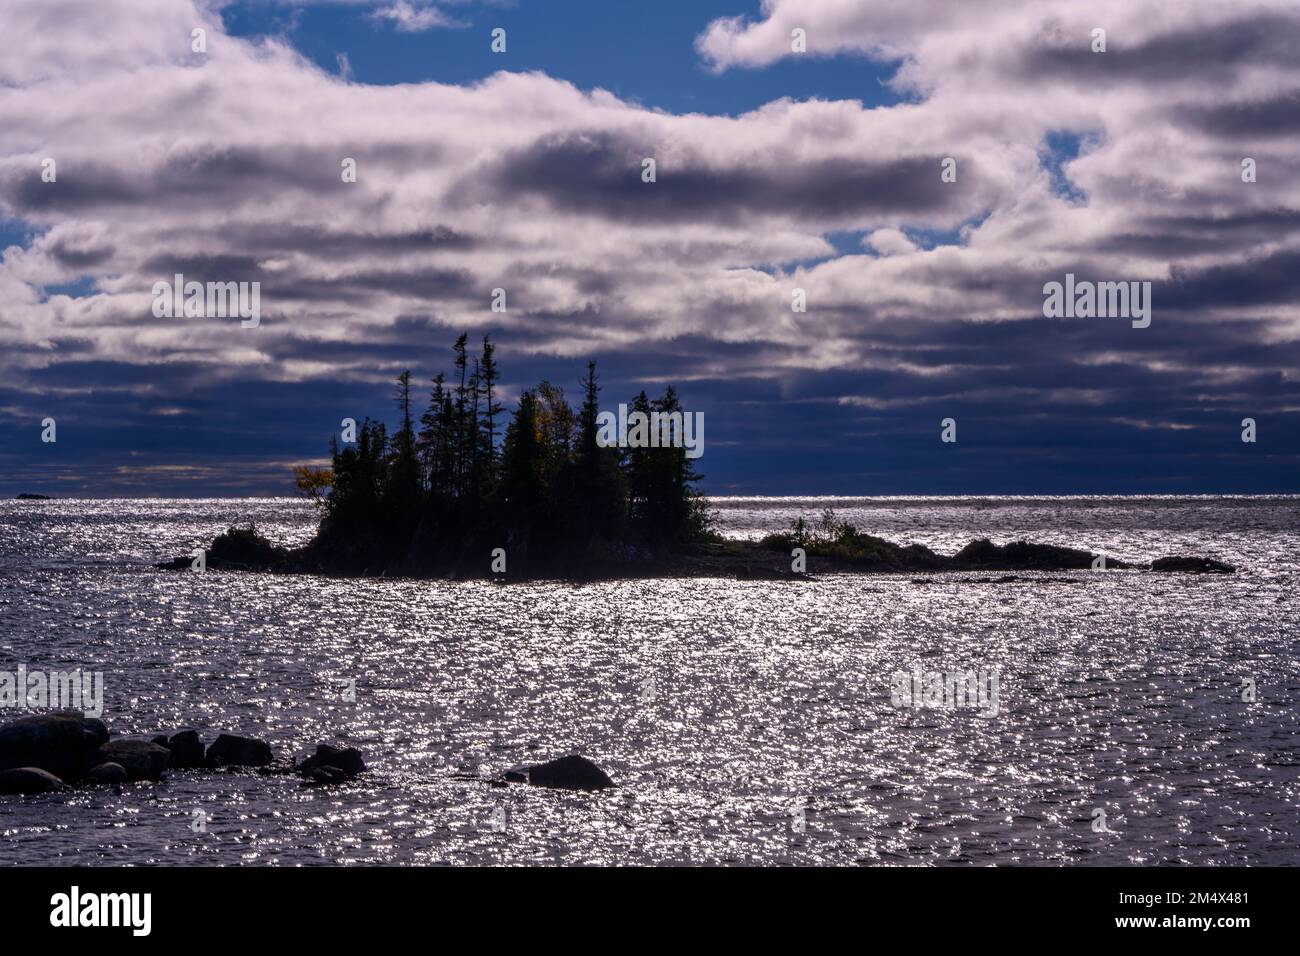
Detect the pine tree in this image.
<box><xmin>392</xmin><ymin>370</ymin><xmax>419</xmax><ymax>496</ymax></box>
<box><xmin>298</xmin><ymin>334</ymin><xmax>703</xmax><ymax>576</ymax></box>
<box><xmin>479</xmin><ymin>335</ymin><xmax>502</xmax><ymax>476</ymax></box>
<box><xmin>572</xmin><ymin>362</ymin><xmax>626</xmax><ymax>542</ymax></box>
<box><xmin>418</xmin><ymin>372</ymin><xmax>452</xmax><ymax>497</ymax></box>
<box><xmin>500</xmin><ymin>388</ymin><xmax>543</xmax><ymax>535</ymax></box>
<box><xmin>451</xmin><ymin>332</ymin><xmax>469</xmax><ymax>498</ymax></box>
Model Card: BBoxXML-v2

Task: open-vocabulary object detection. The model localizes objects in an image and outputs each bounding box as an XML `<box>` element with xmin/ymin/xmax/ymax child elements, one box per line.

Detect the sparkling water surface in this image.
<box><xmin>1</xmin><ymin>496</ymin><xmax>1297</xmax><ymax>865</ymax></box>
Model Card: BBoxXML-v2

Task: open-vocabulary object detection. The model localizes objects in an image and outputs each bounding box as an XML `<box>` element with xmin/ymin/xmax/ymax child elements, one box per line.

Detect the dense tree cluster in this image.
<box><xmin>296</xmin><ymin>335</ymin><xmax>710</xmax><ymax>574</ymax></box>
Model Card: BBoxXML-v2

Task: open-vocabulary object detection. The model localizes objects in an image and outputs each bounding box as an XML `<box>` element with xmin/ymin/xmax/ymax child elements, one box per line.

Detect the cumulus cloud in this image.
<box><xmin>0</xmin><ymin>0</ymin><xmax>1297</xmax><ymax>493</ymax></box>
<box><xmin>370</xmin><ymin>1</ymin><xmax>462</xmax><ymax>33</ymax></box>
<box><xmin>864</xmin><ymin>228</ymin><xmax>917</xmax><ymax>257</ymax></box>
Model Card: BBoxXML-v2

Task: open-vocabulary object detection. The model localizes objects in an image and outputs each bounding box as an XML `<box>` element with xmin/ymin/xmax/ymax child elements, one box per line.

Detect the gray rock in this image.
<box><xmin>0</xmin><ymin>766</ymin><xmax>68</xmax><ymax>794</ymax></box>
<box><xmin>205</xmin><ymin>733</ymin><xmax>272</xmax><ymax>768</ymax></box>
<box><xmin>300</xmin><ymin>765</ymin><xmax>349</xmax><ymax>786</ymax></box>
<box><xmin>93</xmin><ymin>739</ymin><xmax>171</xmax><ymax>780</ymax></box>
<box><xmin>0</xmin><ymin>712</ymin><xmax>110</xmax><ymax>780</ymax></box>
<box><xmin>87</xmin><ymin>761</ymin><xmax>129</xmax><ymax>784</ymax></box>
<box><xmin>296</xmin><ymin>744</ymin><xmax>365</xmax><ymax>778</ymax></box>
<box><xmin>163</xmin><ymin>730</ymin><xmax>205</xmax><ymax>769</ymax></box>
<box><xmin>504</xmin><ymin>754</ymin><xmax>613</xmax><ymax>791</ymax></box>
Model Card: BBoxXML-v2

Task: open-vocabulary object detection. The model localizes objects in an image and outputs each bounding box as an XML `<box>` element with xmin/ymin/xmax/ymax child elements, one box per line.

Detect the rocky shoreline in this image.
<box><xmin>159</xmin><ymin>524</ymin><xmax>1237</xmax><ymax>581</ymax></box>
<box><xmin>0</xmin><ymin>712</ymin><xmax>364</xmax><ymax>795</ymax></box>
<box><xmin>0</xmin><ymin>712</ymin><xmax>613</xmax><ymax>796</ymax></box>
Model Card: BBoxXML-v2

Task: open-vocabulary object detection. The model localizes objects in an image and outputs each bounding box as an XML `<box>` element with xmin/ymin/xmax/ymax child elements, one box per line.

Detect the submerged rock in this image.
<box><xmin>94</xmin><ymin>739</ymin><xmax>171</xmax><ymax>781</ymax></box>
<box><xmin>0</xmin><ymin>712</ymin><xmax>109</xmax><ymax>781</ymax></box>
<box><xmin>504</xmin><ymin>754</ymin><xmax>614</xmax><ymax>791</ymax></box>
<box><xmin>0</xmin><ymin>766</ymin><xmax>68</xmax><ymax>794</ymax></box>
<box><xmin>87</xmin><ymin>761</ymin><xmax>129</xmax><ymax>784</ymax></box>
<box><xmin>300</xmin><ymin>765</ymin><xmax>350</xmax><ymax>786</ymax></box>
<box><xmin>1151</xmin><ymin>556</ymin><xmax>1235</xmax><ymax>574</ymax></box>
<box><xmin>205</xmin><ymin>733</ymin><xmax>273</xmax><ymax>768</ymax></box>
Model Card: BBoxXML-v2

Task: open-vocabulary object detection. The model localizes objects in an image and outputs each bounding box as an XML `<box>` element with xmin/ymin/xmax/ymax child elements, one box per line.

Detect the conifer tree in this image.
<box><xmin>479</xmin><ymin>335</ymin><xmax>502</xmax><ymax>475</ymax></box>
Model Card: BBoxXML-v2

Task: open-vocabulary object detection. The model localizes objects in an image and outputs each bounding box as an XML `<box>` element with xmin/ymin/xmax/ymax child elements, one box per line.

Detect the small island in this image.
<box><xmin>166</xmin><ymin>335</ymin><xmax>1235</xmax><ymax>581</ymax></box>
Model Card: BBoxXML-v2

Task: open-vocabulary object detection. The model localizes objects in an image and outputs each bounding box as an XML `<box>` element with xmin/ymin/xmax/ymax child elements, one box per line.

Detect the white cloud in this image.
<box><xmin>864</xmin><ymin>228</ymin><xmax>917</xmax><ymax>257</ymax></box>
<box><xmin>0</xmin><ymin>0</ymin><xmax>1296</xmax><ymax>399</ymax></box>
<box><xmin>370</xmin><ymin>1</ymin><xmax>461</xmax><ymax>33</ymax></box>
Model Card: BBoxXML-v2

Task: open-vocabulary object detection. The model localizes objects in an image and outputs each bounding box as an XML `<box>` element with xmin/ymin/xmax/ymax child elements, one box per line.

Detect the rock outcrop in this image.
<box><xmin>157</xmin><ymin>730</ymin><xmax>205</xmax><ymax>769</ymax></box>
<box><xmin>0</xmin><ymin>766</ymin><xmax>68</xmax><ymax>794</ymax></box>
<box><xmin>297</xmin><ymin>744</ymin><xmax>365</xmax><ymax>776</ymax></box>
<box><xmin>0</xmin><ymin>712</ymin><xmax>110</xmax><ymax>781</ymax></box>
<box><xmin>296</xmin><ymin>744</ymin><xmax>366</xmax><ymax>786</ymax></box>
<box><xmin>204</xmin><ymin>733</ymin><xmax>273</xmax><ymax>768</ymax></box>
<box><xmin>87</xmin><ymin>762</ymin><xmax>129</xmax><ymax>784</ymax></box>
<box><xmin>94</xmin><ymin>739</ymin><xmax>171</xmax><ymax>781</ymax></box>
<box><xmin>503</xmin><ymin>754</ymin><xmax>614</xmax><ymax>791</ymax></box>
<box><xmin>0</xmin><ymin>717</ymin><xmax>291</xmax><ymax>795</ymax></box>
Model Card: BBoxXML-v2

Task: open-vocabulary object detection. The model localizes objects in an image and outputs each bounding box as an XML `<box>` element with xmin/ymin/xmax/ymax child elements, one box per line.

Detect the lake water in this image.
<box><xmin>1</xmin><ymin>496</ymin><xmax>1297</xmax><ymax>865</ymax></box>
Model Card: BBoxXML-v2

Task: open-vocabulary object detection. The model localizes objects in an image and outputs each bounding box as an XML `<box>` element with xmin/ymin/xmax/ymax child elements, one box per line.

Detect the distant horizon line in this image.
<box><xmin>6</xmin><ymin>492</ymin><xmax>1299</xmax><ymax>502</ymax></box>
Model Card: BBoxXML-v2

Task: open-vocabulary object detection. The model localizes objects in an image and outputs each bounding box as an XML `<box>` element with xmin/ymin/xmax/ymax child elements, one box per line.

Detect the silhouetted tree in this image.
<box><xmin>499</xmin><ymin>388</ymin><xmax>543</xmax><ymax>538</ymax></box>
<box><xmin>479</xmin><ymin>335</ymin><xmax>502</xmax><ymax>479</ymax></box>
<box><xmin>389</xmin><ymin>370</ymin><xmax>420</xmax><ymax>514</ymax></box>
<box><xmin>300</xmin><ymin>335</ymin><xmax>707</xmax><ymax>574</ymax></box>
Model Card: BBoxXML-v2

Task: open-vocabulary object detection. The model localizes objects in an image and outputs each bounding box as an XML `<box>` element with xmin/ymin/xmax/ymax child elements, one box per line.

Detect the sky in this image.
<box><xmin>0</xmin><ymin>0</ymin><xmax>1297</xmax><ymax>497</ymax></box>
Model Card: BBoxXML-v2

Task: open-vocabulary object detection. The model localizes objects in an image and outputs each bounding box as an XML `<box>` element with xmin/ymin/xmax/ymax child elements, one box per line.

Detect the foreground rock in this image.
<box><xmin>503</xmin><ymin>754</ymin><xmax>614</xmax><ymax>791</ymax></box>
<box><xmin>302</xmin><ymin>765</ymin><xmax>352</xmax><ymax>785</ymax></box>
<box><xmin>94</xmin><ymin>739</ymin><xmax>171</xmax><ymax>781</ymax></box>
<box><xmin>0</xmin><ymin>766</ymin><xmax>68</xmax><ymax>794</ymax></box>
<box><xmin>87</xmin><ymin>762</ymin><xmax>129</xmax><ymax>784</ymax></box>
<box><xmin>155</xmin><ymin>730</ymin><xmax>205</xmax><ymax>769</ymax></box>
<box><xmin>296</xmin><ymin>744</ymin><xmax>365</xmax><ymax>781</ymax></box>
<box><xmin>205</xmin><ymin>733</ymin><xmax>273</xmax><ymax>768</ymax></box>
<box><xmin>0</xmin><ymin>712</ymin><xmax>109</xmax><ymax>781</ymax></box>
<box><xmin>0</xmin><ymin>720</ymin><xmax>289</xmax><ymax>795</ymax></box>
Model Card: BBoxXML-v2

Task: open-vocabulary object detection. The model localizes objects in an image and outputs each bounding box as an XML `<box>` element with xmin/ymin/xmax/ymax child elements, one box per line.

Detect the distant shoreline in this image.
<box><xmin>11</xmin><ymin>492</ymin><xmax>1300</xmax><ymax>502</ymax></box>
<box><xmin>159</xmin><ymin>523</ymin><xmax>1236</xmax><ymax>582</ymax></box>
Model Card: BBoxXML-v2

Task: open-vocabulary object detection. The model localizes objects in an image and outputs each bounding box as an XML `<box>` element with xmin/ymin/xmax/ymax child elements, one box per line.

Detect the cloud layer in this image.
<box><xmin>0</xmin><ymin>0</ymin><xmax>1296</xmax><ymax>494</ymax></box>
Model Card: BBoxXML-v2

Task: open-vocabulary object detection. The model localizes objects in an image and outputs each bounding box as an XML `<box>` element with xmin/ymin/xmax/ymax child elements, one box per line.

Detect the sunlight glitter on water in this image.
<box><xmin>0</xmin><ymin>497</ymin><xmax>1297</xmax><ymax>864</ymax></box>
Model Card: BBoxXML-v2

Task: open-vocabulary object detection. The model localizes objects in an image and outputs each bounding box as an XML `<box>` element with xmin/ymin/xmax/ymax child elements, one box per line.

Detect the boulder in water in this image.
<box><xmin>0</xmin><ymin>712</ymin><xmax>109</xmax><ymax>781</ymax></box>
<box><xmin>504</xmin><ymin>754</ymin><xmax>613</xmax><ymax>791</ymax></box>
<box><xmin>94</xmin><ymin>739</ymin><xmax>171</xmax><ymax>781</ymax></box>
<box><xmin>301</xmin><ymin>765</ymin><xmax>350</xmax><ymax>786</ymax></box>
<box><xmin>0</xmin><ymin>766</ymin><xmax>68</xmax><ymax>794</ymax></box>
<box><xmin>160</xmin><ymin>730</ymin><xmax>205</xmax><ymax>769</ymax></box>
<box><xmin>205</xmin><ymin>733</ymin><xmax>273</xmax><ymax>768</ymax></box>
<box><xmin>296</xmin><ymin>744</ymin><xmax>365</xmax><ymax>778</ymax></box>
<box><xmin>87</xmin><ymin>762</ymin><xmax>129</xmax><ymax>784</ymax></box>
